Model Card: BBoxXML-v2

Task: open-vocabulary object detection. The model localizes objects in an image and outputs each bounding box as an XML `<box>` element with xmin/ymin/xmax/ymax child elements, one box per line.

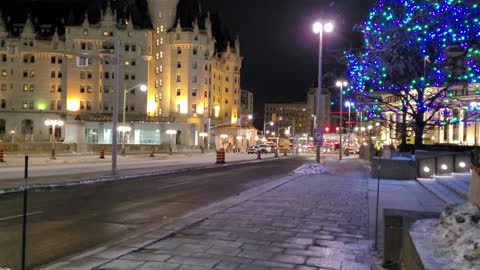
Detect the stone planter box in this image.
<box><xmin>371</xmin><ymin>158</ymin><xmax>417</xmax><ymax>180</ymax></box>
<box><xmin>383</xmin><ymin>209</ymin><xmax>439</xmax><ymax>269</ymax></box>
<box><xmin>470</xmin><ymin>166</ymin><xmax>480</xmax><ymax>206</ymax></box>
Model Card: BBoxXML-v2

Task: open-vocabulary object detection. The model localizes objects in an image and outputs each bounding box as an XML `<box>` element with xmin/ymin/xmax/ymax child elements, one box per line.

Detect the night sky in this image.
<box><xmin>3</xmin><ymin>0</ymin><xmax>375</xmax><ymax>122</ymax></box>
<box><xmin>203</xmin><ymin>0</ymin><xmax>375</xmax><ymax>120</ymax></box>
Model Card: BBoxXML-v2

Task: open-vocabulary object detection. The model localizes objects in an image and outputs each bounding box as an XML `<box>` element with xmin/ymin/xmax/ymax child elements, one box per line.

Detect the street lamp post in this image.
<box><xmin>336</xmin><ymin>80</ymin><xmax>348</xmax><ymax>161</ymax></box>
<box><xmin>263</xmin><ymin>121</ymin><xmax>274</xmax><ymax>135</ymax></box>
<box><xmin>313</xmin><ymin>21</ymin><xmax>334</xmax><ymax>163</ymax></box>
<box><xmin>10</xmin><ymin>130</ymin><xmax>15</xmax><ymax>143</ymax></box>
<box><xmin>345</xmin><ymin>101</ymin><xmax>354</xmax><ymax>150</ymax></box>
<box><xmin>121</xmin><ymin>84</ymin><xmax>147</xmax><ymax>156</ymax></box>
<box><xmin>44</xmin><ymin>119</ymin><xmax>64</xmax><ymax>160</ymax></box>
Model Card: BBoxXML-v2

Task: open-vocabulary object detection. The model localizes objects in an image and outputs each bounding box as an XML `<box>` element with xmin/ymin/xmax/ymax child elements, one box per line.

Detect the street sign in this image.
<box><xmin>313</xmin><ymin>128</ymin><xmax>323</xmax><ymax>146</ymax></box>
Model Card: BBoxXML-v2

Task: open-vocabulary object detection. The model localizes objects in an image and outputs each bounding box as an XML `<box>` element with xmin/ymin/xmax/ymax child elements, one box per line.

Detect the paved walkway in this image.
<box><xmin>41</xmin><ymin>159</ymin><xmax>375</xmax><ymax>270</ymax></box>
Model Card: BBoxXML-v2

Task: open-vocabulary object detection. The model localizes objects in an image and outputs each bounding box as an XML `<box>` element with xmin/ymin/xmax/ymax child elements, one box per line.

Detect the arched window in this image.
<box><xmin>21</xmin><ymin>119</ymin><xmax>34</xmax><ymax>135</ymax></box>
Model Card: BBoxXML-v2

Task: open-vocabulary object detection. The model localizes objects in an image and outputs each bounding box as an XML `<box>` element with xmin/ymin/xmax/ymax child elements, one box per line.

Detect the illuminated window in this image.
<box><xmin>156</xmin><ymin>39</ymin><xmax>160</xmax><ymax>46</ymax></box>
<box><xmin>160</xmin><ymin>25</ymin><xmax>164</xmax><ymax>32</ymax></box>
<box><xmin>156</xmin><ymin>53</ymin><xmax>159</xmax><ymax>60</ymax></box>
<box><xmin>160</xmin><ymin>65</ymin><xmax>163</xmax><ymax>72</ymax></box>
<box><xmin>156</xmin><ymin>27</ymin><xmax>160</xmax><ymax>34</ymax></box>
<box><xmin>160</xmin><ymin>51</ymin><xmax>163</xmax><ymax>58</ymax></box>
<box><xmin>23</xmin><ymin>84</ymin><xmax>28</xmax><ymax>92</ymax></box>
<box><xmin>160</xmin><ymin>38</ymin><xmax>164</xmax><ymax>44</ymax></box>
<box><xmin>159</xmin><ymin>79</ymin><xmax>163</xmax><ymax>86</ymax></box>
<box><xmin>155</xmin><ymin>67</ymin><xmax>159</xmax><ymax>74</ymax></box>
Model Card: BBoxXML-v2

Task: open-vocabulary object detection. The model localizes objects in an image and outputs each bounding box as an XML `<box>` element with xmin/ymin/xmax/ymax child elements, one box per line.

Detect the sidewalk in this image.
<box><xmin>0</xmin><ymin>152</ymin><xmax>285</xmax><ymax>193</ymax></box>
<box><xmin>41</xmin><ymin>158</ymin><xmax>375</xmax><ymax>270</ymax></box>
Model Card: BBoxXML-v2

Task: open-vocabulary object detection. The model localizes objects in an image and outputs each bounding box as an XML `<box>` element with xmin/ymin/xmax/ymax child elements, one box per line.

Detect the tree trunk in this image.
<box><xmin>414</xmin><ymin>110</ymin><xmax>425</xmax><ymax>147</ymax></box>
<box><xmin>399</xmin><ymin>99</ymin><xmax>408</xmax><ymax>152</ymax></box>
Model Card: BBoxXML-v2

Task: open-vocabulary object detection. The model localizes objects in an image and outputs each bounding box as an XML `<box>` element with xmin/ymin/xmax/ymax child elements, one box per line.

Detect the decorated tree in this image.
<box><xmin>346</xmin><ymin>0</ymin><xmax>480</xmax><ymax>148</ymax></box>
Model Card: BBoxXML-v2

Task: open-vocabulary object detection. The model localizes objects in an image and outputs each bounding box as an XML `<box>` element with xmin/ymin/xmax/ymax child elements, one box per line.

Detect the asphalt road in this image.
<box><xmin>0</xmin><ymin>157</ymin><xmax>308</xmax><ymax>269</ymax></box>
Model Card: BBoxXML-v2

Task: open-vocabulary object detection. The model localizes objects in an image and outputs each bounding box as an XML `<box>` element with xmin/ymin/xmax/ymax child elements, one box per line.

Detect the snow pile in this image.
<box><xmin>293</xmin><ymin>163</ymin><xmax>327</xmax><ymax>174</ymax></box>
<box><xmin>415</xmin><ymin>203</ymin><xmax>480</xmax><ymax>269</ymax></box>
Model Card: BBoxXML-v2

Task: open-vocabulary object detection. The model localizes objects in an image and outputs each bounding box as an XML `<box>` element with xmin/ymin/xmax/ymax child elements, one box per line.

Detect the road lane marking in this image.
<box><xmin>157</xmin><ymin>181</ymin><xmax>192</xmax><ymax>190</ymax></box>
<box><xmin>0</xmin><ymin>211</ymin><xmax>43</xmax><ymax>222</ymax></box>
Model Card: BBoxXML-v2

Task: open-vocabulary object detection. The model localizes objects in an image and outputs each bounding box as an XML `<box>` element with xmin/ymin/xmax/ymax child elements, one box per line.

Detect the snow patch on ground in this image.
<box><xmin>412</xmin><ymin>203</ymin><xmax>480</xmax><ymax>270</ymax></box>
<box><xmin>293</xmin><ymin>163</ymin><xmax>327</xmax><ymax>174</ymax></box>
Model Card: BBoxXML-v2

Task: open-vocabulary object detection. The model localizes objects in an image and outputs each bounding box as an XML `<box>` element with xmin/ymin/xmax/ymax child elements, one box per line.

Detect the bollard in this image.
<box><xmin>257</xmin><ymin>150</ymin><xmax>262</xmax><ymax>160</ymax></box>
<box><xmin>0</xmin><ymin>149</ymin><xmax>4</xmax><ymax>162</ymax></box>
<box><xmin>216</xmin><ymin>148</ymin><xmax>225</xmax><ymax>164</ymax></box>
<box><xmin>274</xmin><ymin>148</ymin><xmax>279</xmax><ymax>158</ymax></box>
<box><xmin>284</xmin><ymin>149</ymin><xmax>287</xmax><ymax>157</ymax></box>
<box><xmin>99</xmin><ymin>149</ymin><xmax>105</xmax><ymax>159</ymax></box>
<box><xmin>149</xmin><ymin>147</ymin><xmax>155</xmax><ymax>157</ymax></box>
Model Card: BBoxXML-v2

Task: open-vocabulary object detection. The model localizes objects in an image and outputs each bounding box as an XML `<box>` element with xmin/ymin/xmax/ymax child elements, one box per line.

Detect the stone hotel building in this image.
<box><xmin>0</xmin><ymin>0</ymin><xmax>245</xmax><ymax>149</ymax></box>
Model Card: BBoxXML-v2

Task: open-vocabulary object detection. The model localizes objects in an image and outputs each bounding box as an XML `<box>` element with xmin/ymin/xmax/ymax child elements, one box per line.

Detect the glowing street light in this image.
<box><xmin>44</xmin><ymin>119</ymin><xmax>64</xmax><ymax>160</ymax></box>
<box><xmin>166</xmin><ymin>129</ymin><xmax>177</xmax><ymax>155</ymax></box>
<box><xmin>313</xmin><ymin>20</ymin><xmax>334</xmax><ymax>163</ymax></box>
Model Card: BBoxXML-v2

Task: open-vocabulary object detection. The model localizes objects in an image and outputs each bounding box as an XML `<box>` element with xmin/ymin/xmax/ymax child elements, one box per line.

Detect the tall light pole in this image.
<box><xmin>345</xmin><ymin>101</ymin><xmax>354</xmax><ymax>150</ymax></box>
<box><xmin>44</xmin><ymin>119</ymin><xmax>64</xmax><ymax>160</ymax></box>
<box><xmin>121</xmin><ymin>84</ymin><xmax>147</xmax><ymax>156</ymax></box>
<box><xmin>336</xmin><ymin>80</ymin><xmax>348</xmax><ymax>160</ymax></box>
<box><xmin>313</xmin><ymin>21</ymin><xmax>334</xmax><ymax>163</ymax></box>
<box><xmin>263</xmin><ymin>121</ymin><xmax>274</xmax><ymax>136</ymax></box>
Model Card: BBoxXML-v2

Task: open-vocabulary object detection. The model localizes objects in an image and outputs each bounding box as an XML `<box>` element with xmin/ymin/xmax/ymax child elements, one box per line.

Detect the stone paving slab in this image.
<box><xmin>40</xmin><ymin>159</ymin><xmax>376</xmax><ymax>270</ymax></box>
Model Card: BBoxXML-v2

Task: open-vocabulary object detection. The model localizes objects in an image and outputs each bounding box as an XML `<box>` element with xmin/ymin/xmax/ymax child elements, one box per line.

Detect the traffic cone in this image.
<box><xmin>216</xmin><ymin>148</ymin><xmax>226</xmax><ymax>164</ymax></box>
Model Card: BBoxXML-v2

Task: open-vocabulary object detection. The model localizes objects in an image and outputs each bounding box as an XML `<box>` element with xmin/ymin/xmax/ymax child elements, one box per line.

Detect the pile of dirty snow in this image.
<box><xmin>413</xmin><ymin>203</ymin><xmax>480</xmax><ymax>270</ymax></box>
<box><xmin>293</xmin><ymin>163</ymin><xmax>327</xmax><ymax>174</ymax></box>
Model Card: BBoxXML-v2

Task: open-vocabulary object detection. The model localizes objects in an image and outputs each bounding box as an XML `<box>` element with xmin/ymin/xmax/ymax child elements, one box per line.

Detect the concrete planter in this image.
<box><xmin>469</xmin><ymin>165</ymin><xmax>480</xmax><ymax>207</ymax></box>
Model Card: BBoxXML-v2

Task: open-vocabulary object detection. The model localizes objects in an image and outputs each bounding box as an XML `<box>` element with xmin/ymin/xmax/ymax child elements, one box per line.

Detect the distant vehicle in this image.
<box><xmin>248</xmin><ymin>145</ymin><xmax>260</xmax><ymax>154</ymax></box>
<box><xmin>258</xmin><ymin>144</ymin><xmax>273</xmax><ymax>153</ymax></box>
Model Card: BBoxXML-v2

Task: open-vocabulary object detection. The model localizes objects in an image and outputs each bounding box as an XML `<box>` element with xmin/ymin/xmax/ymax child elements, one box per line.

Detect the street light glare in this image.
<box><xmin>313</xmin><ymin>22</ymin><xmax>322</xmax><ymax>34</ymax></box>
<box><xmin>139</xmin><ymin>84</ymin><xmax>147</xmax><ymax>92</ymax></box>
<box><xmin>336</xmin><ymin>80</ymin><xmax>348</xmax><ymax>87</ymax></box>
<box><xmin>324</xmin><ymin>22</ymin><xmax>334</xmax><ymax>33</ymax></box>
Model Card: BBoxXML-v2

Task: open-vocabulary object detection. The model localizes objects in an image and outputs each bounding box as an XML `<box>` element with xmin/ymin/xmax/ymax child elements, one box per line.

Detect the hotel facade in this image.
<box><xmin>0</xmin><ymin>0</ymin><xmax>247</xmax><ymax>150</ymax></box>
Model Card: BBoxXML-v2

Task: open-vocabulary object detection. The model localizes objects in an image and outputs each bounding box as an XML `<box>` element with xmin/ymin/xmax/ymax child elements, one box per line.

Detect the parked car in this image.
<box><xmin>248</xmin><ymin>145</ymin><xmax>260</xmax><ymax>154</ymax></box>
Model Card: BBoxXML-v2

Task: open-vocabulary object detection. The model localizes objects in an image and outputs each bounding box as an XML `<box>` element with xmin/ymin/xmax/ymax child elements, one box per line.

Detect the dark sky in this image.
<box><xmin>3</xmin><ymin>0</ymin><xmax>375</xmax><ymax>120</ymax></box>
<box><xmin>203</xmin><ymin>0</ymin><xmax>375</xmax><ymax>119</ymax></box>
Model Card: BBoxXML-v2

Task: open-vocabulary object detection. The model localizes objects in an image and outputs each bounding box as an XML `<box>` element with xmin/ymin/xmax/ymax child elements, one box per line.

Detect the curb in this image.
<box><xmin>0</xmin><ymin>156</ymin><xmax>300</xmax><ymax>195</ymax></box>
<box><xmin>37</xmin><ymin>173</ymin><xmax>307</xmax><ymax>270</ymax></box>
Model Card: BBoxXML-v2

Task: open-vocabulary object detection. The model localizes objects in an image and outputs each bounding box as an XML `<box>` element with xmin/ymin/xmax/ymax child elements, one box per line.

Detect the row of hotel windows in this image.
<box><xmin>78</xmin><ymin>41</ymin><xmax>138</xmax><ymax>52</ymax></box>
<box><xmin>0</xmin><ymin>99</ymin><xmax>140</xmax><ymax>112</ymax></box>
